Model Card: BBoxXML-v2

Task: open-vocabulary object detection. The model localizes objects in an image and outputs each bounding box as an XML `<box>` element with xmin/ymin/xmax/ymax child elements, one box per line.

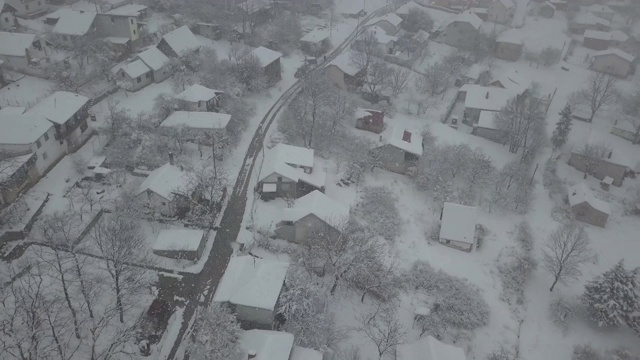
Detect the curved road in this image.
<box><xmin>164</xmin><ymin>5</ymin><xmax>395</xmax><ymax>359</ymax></box>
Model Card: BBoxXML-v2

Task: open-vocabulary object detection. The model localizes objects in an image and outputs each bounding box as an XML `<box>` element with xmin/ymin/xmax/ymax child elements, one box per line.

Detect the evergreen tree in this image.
<box><xmin>551</xmin><ymin>104</ymin><xmax>573</xmax><ymax>150</ymax></box>
<box><xmin>581</xmin><ymin>260</ymin><xmax>640</xmax><ymax>329</ymax></box>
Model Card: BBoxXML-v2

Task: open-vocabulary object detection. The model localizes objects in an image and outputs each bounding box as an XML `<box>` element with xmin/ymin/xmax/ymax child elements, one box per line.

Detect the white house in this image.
<box><xmin>0</xmin><ymin>32</ymin><xmax>49</xmax><ymax>73</ymax></box>
<box><xmin>397</xmin><ymin>336</ymin><xmax>466</xmax><ymax>360</ymax></box>
<box><xmin>240</xmin><ymin>330</ymin><xmax>323</xmax><ymax>360</ymax></box>
<box><xmin>174</xmin><ymin>84</ymin><xmax>224</xmax><ymax>112</ymax></box>
<box><xmin>52</xmin><ymin>10</ymin><xmax>97</xmax><ymax>45</ymax></box>
<box><xmin>213</xmin><ymin>256</ymin><xmax>289</xmax><ymax>329</ymax></box>
<box><xmin>160</xmin><ymin>111</ymin><xmax>231</xmax><ymax>137</ymax></box>
<box><xmin>135</xmin><ymin>46</ymin><xmax>172</xmax><ymax>83</ymax></box>
<box><xmin>115</xmin><ymin>59</ymin><xmax>152</xmax><ymax>91</ymax></box>
<box><xmin>135</xmin><ymin>162</ymin><xmax>191</xmax><ymax>217</ymax></box>
<box><xmin>439</xmin><ymin>202</ymin><xmax>478</xmax><ymax>252</ymax></box>
<box><xmin>275</xmin><ymin>190</ymin><xmax>350</xmax><ymax>243</ymax></box>
<box><xmin>370</xmin><ymin>13</ymin><xmax>403</xmax><ymax>35</ymax></box>
<box><xmin>590</xmin><ymin>49</ymin><xmax>635</xmax><ymax>78</ymax></box>
<box><xmin>487</xmin><ymin>0</ymin><xmax>515</xmax><ymax>25</ymax></box>
<box><xmin>157</xmin><ymin>25</ymin><xmax>201</xmax><ymax>58</ymax></box>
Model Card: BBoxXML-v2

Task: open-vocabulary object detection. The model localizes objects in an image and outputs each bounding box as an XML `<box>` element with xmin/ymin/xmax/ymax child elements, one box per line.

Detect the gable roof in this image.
<box><xmin>291</xmin><ymin>346</ymin><xmax>323</xmax><ymax>360</ymax></box>
<box><xmin>0</xmin><ymin>114</ymin><xmax>52</xmax><ymax>145</ymax></box>
<box><xmin>373</xmin><ymin>13</ymin><xmax>403</xmax><ymax>28</ymax></box>
<box><xmin>568</xmin><ymin>183</ymin><xmax>611</xmax><ymax>214</ymax></box>
<box><xmin>397</xmin><ymin>336</ymin><xmax>466</xmax><ymax>360</ymax></box>
<box><xmin>396</xmin><ymin>1</ymin><xmax>423</xmax><ymax>15</ymax></box>
<box><xmin>494</xmin><ymin>0</ymin><xmax>515</xmax><ymax>9</ymax></box>
<box><xmin>489</xmin><ymin>70</ymin><xmax>529</xmax><ymax>94</ymax></box>
<box><xmin>272</xmin><ymin>143</ymin><xmax>314</xmax><ymax>168</ymax></box>
<box><xmin>368</xmin><ymin>25</ymin><xmax>398</xmax><ymax>44</ymax></box>
<box><xmin>0</xmin><ymin>106</ymin><xmax>25</xmax><ymax>116</ymax></box>
<box><xmin>104</xmin><ymin>4</ymin><xmax>147</xmax><ymax>16</ymax></box>
<box><xmin>574</xmin><ymin>12</ymin><xmax>610</xmax><ymax>27</ymax></box>
<box><xmin>174</xmin><ymin>84</ymin><xmax>223</xmax><ymax>102</ymax></box>
<box><xmin>281</xmin><ymin>190</ymin><xmax>350</xmax><ymax>229</ymax></box>
<box><xmin>477</xmin><ymin>110</ymin><xmax>498</xmax><ymax>129</ymax></box>
<box><xmin>119</xmin><ymin>59</ymin><xmax>151</xmax><ymax>78</ymax></box>
<box><xmin>384</xmin><ymin>125</ymin><xmax>423</xmax><ymax>156</ymax></box>
<box><xmin>160</xmin><ymin>111</ymin><xmax>231</xmax><ymax>130</ymax></box>
<box><xmin>27</xmin><ymin>91</ymin><xmax>89</xmax><ymax>125</ymax></box>
<box><xmin>610</xmin><ymin>30</ymin><xmax>630</xmax><ymax>42</ymax></box>
<box><xmin>0</xmin><ymin>32</ymin><xmax>36</xmax><ymax>57</ymax></box>
<box><xmin>135</xmin><ymin>46</ymin><xmax>170</xmax><ymax>71</ymax></box>
<box><xmin>446</xmin><ymin>11</ymin><xmax>482</xmax><ymax>30</ymax></box>
<box><xmin>592</xmin><ymin>48</ymin><xmax>635</xmax><ymax>63</ymax></box>
<box><xmin>440</xmin><ymin>202</ymin><xmax>477</xmax><ymax>244</ymax></box>
<box><xmin>152</xmin><ymin>229</ymin><xmax>204</xmax><ymax>252</ymax></box>
<box><xmin>259</xmin><ymin>144</ymin><xmax>326</xmax><ymax>188</ymax></box>
<box><xmin>300</xmin><ymin>28</ymin><xmax>330</xmax><ymax>43</ymax></box>
<box><xmin>213</xmin><ymin>256</ymin><xmax>289</xmax><ymax>310</ymax></box>
<box><xmin>240</xmin><ymin>330</ymin><xmax>294</xmax><ymax>360</ymax></box>
<box><xmin>328</xmin><ymin>51</ymin><xmax>361</xmax><ymax>76</ymax></box>
<box><xmin>249</xmin><ymin>46</ymin><xmax>282</xmax><ymax>67</ymax></box>
<box><xmin>52</xmin><ymin>10</ymin><xmax>96</xmax><ymax>36</ymax></box>
<box><xmin>497</xmin><ymin>28</ymin><xmax>524</xmax><ymax>44</ymax></box>
<box><xmin>461</xmin><ymin>84</ymin><xmax>514</xmax><ymax>112</ymax></box>
<box><xmin>161</xmin><ymin>26</ymin><xmax>200</xmax><ymax>56</ymax></box>
<box><xmin>585</xmin><ymin>4</ymin><xmax>614</xmax><ymax>13</ymax></box>
<box><xmin>136</xmin><ymin>163</ymin><xmax>191</xmax><ymax>201</ymax></box>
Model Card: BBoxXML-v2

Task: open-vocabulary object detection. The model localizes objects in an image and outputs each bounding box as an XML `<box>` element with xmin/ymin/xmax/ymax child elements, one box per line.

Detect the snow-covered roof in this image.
<box><xmin>592</xmin><ymin>48</ymin><xmax>635</xmax><ymax>63</ymax></box>
<box><xmin>0</xmin><ymin>107</ymin><xmax>25</xmax><ymax>116</ymax></box>
<box><xmin>174</xmin><ymin>84</ymin><xmax>223</xmax><ymax>102</ymax></box>
<box><xmin>0</xmin><ymin>114</ymin><xmax>52</xmax><ymax>145</ymax></box>
<box><xmin>470</xmin><ymin>7</ymin><xmax>488</xmax><ymax>14</ymax></box>
<box><xmin>240</xmin><ymin>330</ymin><xmax>294</xmax><ymax>360</ymax></box>
<box><xmin>258</xmin><ymin>143</ymin><xmax>326</xmax><ymax>187</ymax></box>
<box><xmin>152</xmin><ymin>229</ymin><xmax>204</xmax><ymax>252</ymax></box>
<box><xmin>568</xmin><ymin>183</ymin><xmax>610</xmax><ymax>214</ymax></box>
<box><xmin>291</xmin><ymin>346</ymin><xmax>323</xmax><ymax>360</ymax></box>
<box><xmin>477</xmin><ymin>110</ymin><xmax>497</xmax><ymax>129</ymax></box>
<box><xmin>495</xmin><ymin>0</ymin><xmax>515</xmax><ymax>9</ymax></box>
<box><xmin>610</xmin><ymin>30</ymin><xmax>630</xmax><ymax>42</ymax></box>
<box><xmin>248</xmin><ymin>46</ymin><xmax>282</xmax><ymax>67</ymax></box>
<box><xmin>45</xmin><ymin>7</ymin><xmax>73</xmax><ymax>20</ymax></box>
<box><xmin>136</xmin><ymin>163</ymin><xmax>191</xmax><ymax>201</ymax></box>
<box><xmin>372</xmin><ymin>13</ymin><xmax>403</xmax><ymax>28</ymax></box>
<box><xmin>397</xmin><ymin>336</ymin><xmax>466</xmax><ymax>360</ymax></box>
<box><xmin>119</xmin><ymin>59</ymin><xmax>150</xmax><ymax>78</ymax></box>
<box><xmin>385</xmin><ymin>125</ymin><xmax>423</xmax><ymax>156</ymax></box>
<box><xmin>281</xmin><ymin>190</ymin><xmax>350</xmax><ymax>229</ymax></box>
<box><xmin>27</xmin><ymin>91</ymin><xmax>89</xmax><ymax>125</ymax></box>
<box><xmin>135</xmin><ymin>46</ymin><xmax>170</xmax><ymax>71</ymax></box>
<box><xmin>273</xmin><ymin>143</ymin><xmax>314</xmax><ymax>168</ymax></box>
<box><xmin>0</xmin><ymin>153</ymin><xmax>34</xmax><ymax>183</ymax></box>
<box><xmin>70</xmin><ymin>0</ymin><xmax>99</xmax><ymax>12</ymax></box>
<box><xmin>104</xmin><ymin>36</ymin><xmax>130</xmax><ymax>44</ymax></box>
<box><xmin>585</xmin><ymin>4</ymin><xmax>614</xmax><ymax>13</ymax></box>
<box><xmin>584</xmin><ymin>29</ymin><xmax>612</xmax><ymax>40</ymax></box>
<box><xmin>213</xmin><ymin>256</ymin><xmax>289</xmax><ymax>310</ymax></box>
<box><xmin>300</xmin><ymin>28</ymin><xmax>330</xmax><ymax>43</ymax></box>
<box><xmin>52</xmin><ymin>10</ymin><xmax>96</xmax><ymax>36</ymax></box>
<box><xmin>327</xmin><ymin>51</ymin><xmax>360</xmax><ymax>76</ymax></box>
<box><xmin>446</xmin><ymin>11</ymin><xmax>482</xmax><ymax>30</ymax></box>
<box><xmin>369</xmin><ymin>26</ymin><xmax>398</xmax><ymax>44</ymax></box>
<box><xmin>355</xmin><ymin>108</ymin><xmax>381</xmax><ymax>118</ymax></box>
<box><xmin>104</xmin><ymin>4</ymin><xmax>147</xmax><ymax>16</ymax></box>
<box><xmin>160</xmin><ymin>111</ymin><xmax>231</xmax><ymax>130</ymax></box>
<box><xmin>396</xmin><ymin>1</ymin><xmax>423</xmax><ymax>15</ymax></box>
<box><xmin>161</xmin><ymin>26</ymin><xmax>201</xmax><ymax>56</ymax></box>
<box><xmin>574</xmin><ymin>12</ymin><xmax>610</xmax><ymax>27</ymax></box>
<box><xmin>0</xmin><ymin>32</ymin><xmax>36</xmax><ymax>57</ymax></box>
<box><xmin>466</xmin><ymin>64</ymin><xmax>484</xmax><ymax>80</ymax></box>
<box><xmin>461</xmin><ymin>84</ymin><xmax>514</xmax><ymax>112</ymax></box>
<box><xmin>489</xmin><ymin>70</ymin><xmax>529</xmax><ymax>94</ymax></box>
<box><xmin>497</xmin><ymin>28</ymin><xmax>524</xmax><ymax>44</ymax></box>
<box><xmin>440</xmin><ymin>202</ymin><xmax>477</xmax><ymax>244</ymax></box>
<box><xmin>543</xmin><ymin>1</ymin><xmax>556</xmax><ymax>9</ymax></box>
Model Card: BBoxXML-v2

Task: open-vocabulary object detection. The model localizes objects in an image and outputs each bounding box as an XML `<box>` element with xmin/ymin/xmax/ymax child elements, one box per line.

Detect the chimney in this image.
<box><xmin>485</xmin><ymin>91</ymin><xmax>489</xmax><ymax>99</ymax></box>
<box><xmin>248</xmin><ymin>350</ymin><xmax>257</xmax><ymax>359</ymax></box>
<box><xmin>169</xmin><ymin>152</ymin><xmax>175</xmax><ymax>165</ymax></box>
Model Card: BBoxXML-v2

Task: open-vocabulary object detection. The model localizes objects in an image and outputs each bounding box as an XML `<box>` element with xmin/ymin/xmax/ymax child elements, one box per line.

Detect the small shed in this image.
<box><xmin>152</xmin><ymin>229</ymin><xmax>206</xmax><ymax>260</ymax></box>
<box><xmin>135</xmin><ymin>46</ymin><xmax>172</xmax><ymax>83</ymax></box>
<box><xmin>538</xmin><ymin>1</ymin><xmax>555</xmax><ymax>18</ymax></box>
<box><xmin>355</xmin><ymin>108</ymin><xmax>384</xmax><ymax>134</ymax></box>
<box><xmin>248</xmin><ymin>46</ymin><xmax>283</xmax><ymax>83</ymax></box>
<box><xmin>115</xmin><ymin>59</ymin><xmax>152</xmax><ymax>92</ymax></box>
<box><xmin>495</xmin><ymin>29</ymin><xmax>524</xmax><ymax>61</ymax></box>
<box><xmin>600</xmin><ymin>176</ymin><xmax>613</xmax><ymax>191</ymax></box>
<box><xmin>590</xmin><ymin>49</ymin><xmax>635</xmax><ymax>78</ymax></box>
<box><xmin>567</xmin><ymin>183</ymin><xmax>610</xmax><ymax>228</ymax></box>
<box><xmin>174</xmin><ymin>84</ymin><xmax>224</xmax><ymax>112</ymax></box>
<box><xmin>439</xmin><ymin>202</ymin><xmax>478</xmax><ymax>252</ymax></box>
<box><xmin>160</xmin><ymin>111</ymin><xmax>231</xmax><ymax>137</ymax></box>
<box><xmin>157</xmin><ymin>25</ymin><xmax>201</xmax><ymax>58</ymax></box>
<box><xmin>135</xmin><ymin>163</ymin><xmax>191</xmax><ymax>217</ymax></box>
<box><xmin>300</xmin><ymin>28</ymin><xmax>330</xmax><ymax>56</ymax></box>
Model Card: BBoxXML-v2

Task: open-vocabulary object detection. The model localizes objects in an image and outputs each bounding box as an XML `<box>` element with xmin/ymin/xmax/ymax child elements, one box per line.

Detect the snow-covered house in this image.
<box><xmin>395</xmin><ymin>1</ymin><xmax>423</xmax><ymax>20</ymax></box>
<box><xmin>372</xmin><ymin>125</ymin><xmax>423</xmax><ymax>174</ymax></box>
<box><xmin>213</xmin><ymin>256</ymin><xmax>289</xmax><ymax>329</ymax></box>
<box><xmin>590</xmin><ymin>49</ymin><xmax>635</xmax><ymax>78</ymax></box>
<box><xmin>300</xmin><ymin>28</ymin><xmax>330</xmax><ymax>56</ymax></box>
<box><xmin>585</xmin><ymin>4</ymin><xmax>615</xmax><ymax>22</ymax></box>
<box><xmin>370</xmin><ymin>13</ymin><xmax>403</xmax><ymax>35</ymax></box>
<box><xmin>26</xmin><ymin>92</ymin><xmax>92</xmax><ymax>153</ymax></box>
<box><xmin>240</xmin><ymin>330</ymin><xmax>323</xmax><ymax>360</ymax></box>
<box><xmin>248</xmin><ymin>46</ymin><xmax>282</xmax><ymax>83</ymax></box>
<box><xmin>567</xmin><ymin>152</ymin><xmax>628</xmax><ymax>187</ymax></box>
<box><xmin>567</xmin><ymin>183</ymin><xmax>610</xmax><ymax>228</ymax></box>
<box><xmin>472</xmin><ymin>111</ymin><xmax>505</xmax><ymax>142</ymax></box>
<box><xmin>537</xmin><ymin>2</ymin><xmax>555</xmax><ymax>18</ymax></box>
<box><xmin>549</xmin><ymin>0</ymin><xmax>566</xmax><ymax>10</ymax></box>
<box><xmin>439</xmin><ymin>202</ymin><xmax>478</xmax><ymax>252</ymax></box>
<box><xmin>365</xmin><ymin>25</ymin><xmax>398</xmax><ymax>55</ymax></box>
<box><xmin>115</xmin><ymin>59</ymin><xmax>152</xmax><ymax>91</ymax></box>
<box><xmin>103</xmin><ymin>4</ymin><xmax>147</xmax><ymax>19</ymax></box>
<box><xmin>256</xmin><ymin>143</ymin><xmax>326</xmax><ymax>200</ymax></box>
<box><xmin>0</xmin><ymin>32</ymin><xmax>50</xmax><ymax>73</ymax></box>
<box><xmin>397</xmin><ymin>336</ymin><xmax>466</xmax><ymax>360</ymax></box>
<box><xmin>0</xmin><ymin>0</ymin><xmax>18</xmax><ymax>30</ymax></box>
<box><xmin>152</xmin><ymin>229</ymin><xmax>206</xmax><ymax>260</ymax></box>
<box><xmin>157</xmin><ymin>25</ymin><xmax>200</xmax><ymax>58</ymax></box>
<box><xmin>487</xmin><ymin>0</ymin><xmax>515</xmax><ymax>25</ymax></box>
<box><xmin>495</xmin><ymin>29</ymin><xmax>524</xmax><ymax>61</ymax></box>
<box><xmin>0</xmin><ymin>153</ymin><xmax>37</xmax><ymax>206</ymax></box>
<box><xmin>609</xmin><ymin>31</ymin><xmax>637</xmax><ymax>55</ymax></box>
<box><xmin>570</xmin><ymin>12</ymin><xmax>610</xmax><ymax>34</ymax></box>
<box><xmin>95</xmin><ymin>12</ymin><xmax>141</xmax><ymax>47</ymax></box>
<box><xmin>611</xmin><ymin>120</ymin><xmax>640</xmax><ymax>144</ymax></box>
<box><xmin>488</xmin><ymin>70</ymin><xmax>529</xmax><ymax>95</ymax></box>
<box><xmin>275</xmin><ymin>190</ymin><xmax>350</xmax><ymax>243</ymax></box>
<box><xmin>458</xmin><ymin>84</ymin><xmax>514</xmax><ymax>124</ymax></box>
<box><xmin>134</xmin><ymin>46</ymin><xmax>172</xmax><ymax>83</ymax></box>
<box><xmin>174</xmin><ymin>84</ymin><xmax>224</xmax><ymax>112</ymax></box>
<box><xmin>5</xmin><ymin>0</ymin><xmax>46</xmax><ymax>18</ymax></box>
<box><xmin>355</xmin><ymin>108</ymin><xmax>385</xmax><ymax>134</ymax></box>
<box><xmin>325</xmin><ymin>51</ymin><xmax>364</xmax><ymax>91</ymax></box>
<box><xmin>159</xmin><ymin>111</ymin><xmax>231</xmax><ymax>137</ymax></box>
<box><xmin>441</xmin><ymin>12</ymin><xmax>482</xmax><ymax>49</ymax></box>
<box><xmin>135</xmin><ymin>163</ymin><xmax>192</xmax><ymax>217</ymax></box>
<box><xmin>584</xmin><ymin>30</ymin><xmax>617</xmax><ymax>50</ymax></box>
<box><xmin>52</xmin><ymin>10</ymin><xmax>97</xmax><ymax>45</ymax></box>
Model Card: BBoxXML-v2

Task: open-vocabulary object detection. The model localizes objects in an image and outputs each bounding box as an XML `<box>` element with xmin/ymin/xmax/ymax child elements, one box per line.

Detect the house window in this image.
<box><xmin>130</xmin><ymin>18</ymin><xmax>134</xmax><ymax>25</ymax></box>
<box><xmin>5</xmin><ymin>17</ymin><xmax>9</xmax><ymax>22</ymax></box>
<box><xmin>136</xmin><ymin>76</ymin><xmax>141</xmax><ymax>83</ymax></box>
<box><xmin>38</xmin><ymin>1</ymin><xmax>41</xmax><ymax>5</ymax></box>
<box><xmin>132</xmin><ymin>29</ymin><xmax>136</xmax><ymax>35</ymax></box>
<box><xmin>36</xmin><ymin>139</ymin><xmax>41</xmax><ymax>148</ymax></box>
<box><xmin>145</xmin><ymin>73</ymin><xmax>151</xmax><ymax>79</ymax></box>
<box><xmin>281</xmin><ymin>183</ymin><xmax>291</xmax><ymax>191</ymax></box>
<box><xmin>43</xmin><ymin>132</ymin><xmax>49</xmax><ymax>141</ymax></box>
<box><xmin>111</xmin><ymin>16</ymin><xmax>115</xmax><ymax>23</ymax></box>
<box><xmin>277</xmin><ymin>176</ymin><xmax>283</xmax><ymax>182</ymax></box>
<box><xmin>80</xmin><ymin>119</ymin><xmax>88</xmax><ymax>133</ymax></box>
<box><xmin>42</xmin><ymin>152</ymin><xmax>48</xmax><ymax>160</ymax></box>
<box><xmin>63</xmin><ymin>35</ymin><xmax>68</xmax><ymax>41</ymax></box>
<box><xmin>121</xmin><ymin>71</ymin><xmax>125</xmax><ymax>78</ymax></box>
<box><xmin>25</xmin><ymin>3</ymin><xmax>29</xmax><ymax>10</ymax></box>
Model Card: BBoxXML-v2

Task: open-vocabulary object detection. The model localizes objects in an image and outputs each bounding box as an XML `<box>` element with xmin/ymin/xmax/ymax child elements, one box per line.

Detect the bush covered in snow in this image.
<box><xmin>354</xmin><ymin>188</ymin><xmax>401</xmax><ymax>242</ymax></box>
<box><xmin>549</xmin><ymin>295</ymin><xmax>576</xmax><ymax>331</ymax></box>
<box><xmin>498</xmin><ymin>221</ymin><xmax>537</xmax><ymax>307</ymax></box>
<box><xmin>573</xmin><ymin>344</ymin><xmax>602</xmax><ymax>360</ymax></box>
<box><xmin>486</xmin><ymin>347</ymin><xmax>514</xmax><ymax>360</ymax></box>
<box><xmin>190</xmin><ymin>304</ymin><xmax>242</xmax><ymax>360</ymax></box>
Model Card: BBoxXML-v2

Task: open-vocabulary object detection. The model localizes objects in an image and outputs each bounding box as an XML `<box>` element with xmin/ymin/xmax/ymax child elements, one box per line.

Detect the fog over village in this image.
<box><xmin>1</xmin><ymin>0</ymin><xmax>640</xmax><ymax>359</ymax></box>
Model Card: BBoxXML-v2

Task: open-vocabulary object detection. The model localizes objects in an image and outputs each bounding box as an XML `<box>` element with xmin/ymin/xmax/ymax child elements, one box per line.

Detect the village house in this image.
<box><xmin>52</xmin><ymin>10</ymin><xmax>98</xmax><ymax>46</ymax></box>
<box><xmin>585</xmin><ymin>4</ymin><xmax>615</xmax><ymax>21</ymax></box>
<box><xmin>590</xmin><ymin>49</ymin><xmax>635</xmax><ymax>78</ymax></box>
<box><xmin>488</xmin><ymin>70</ymin><xmax>529</xmax><ymax>95</ymax></box>
<box><xmin>567</xmin><ymin>183</ymin><xmax>610</xmax><ymax>228</ymax></box>
<box><xmin>151</xmin><ymin>229</ymin><xmax>206</xmax><ymax>261</ymax></box>
<box><xmin>135</xmin><ymin>162</ymin><xmax>191</xmax><ymax>217</ymax></box>
<box><xmin>0</xmin><ymin>0</ymin><xmax>18</xmax><ymax>30</ymax></box>
<box><xmin>256</xmin><ymin>143</ymin><xmax>326</xmax><ymax>200</ymax></box>
<box><xmin>440</xmin><ymin>12</ymin><xmax>483</xmax><ymax>50</ymax></box>
<box><xmin>339</xmin><ymin>1</ymin><xmax>365</xmax><ymax>18</ymax></box>
<box><xmin>0</xmin><ymin>153</ymin><xmax>37</xmax><ymax>206</ymax></box>
<box><xmin>568</xmin><ymin>152</ymin><xmax>628</xmax><ymax>187</ymax></box>
<box><xmin>397</xmin><ymin>336</ymin><xmax>467</xmax><ymax>360</ymax></box>
<box><xmin>610</xmin><ymin>31</ymin><xmax>638</xmax><ymax>55</ymax></box>
<box><xmin>439</xmin><ymin>202</ymin><xmax>478</xmax><ymax>252</ymax></box>
<box><xmin>274</xmin><ymin>190</ymin><xmax>350</xmax><ymax>244</ymax></box>
<box><xmin>240</xmin><ymin>330</ymin><xmax>323</xmax><ymax>360</ymax></box>
<box><xmin>537</xmin><ymin>1</ymin><xmax>555</xmax><ymax>18</ymax></box>
<box><xmin>487</xmin><ymin>0</ymin><xmax>515</xmax><ymax>25</ymax></box>
<box><xmin>248</xmin><ymin>46</ymin><xmax>283</xmax><ymax>83</ymax></box>
<box><xmin>174</xmin><ymin>84</ymin><xmax>224</xmax><ymax>112</ymax></box>
<box><xmin>495</xmin><ymin>29</ymin><xmax>524</xmax><ymax>61</ymax></box>
<box><xmin>458</xmin><ymin>84</ymin><xmax>514</xmax><ymax>124</ymax></box>
<box><xmin>157</xmin><ymin>25</ymin><xmax>201</xmax><ymax>58</ymax></box>
<box><xmin>584</xmin><ymin>30</ymin><xmax>617</xmax><ymax>50</ymax></box>
<box><xmin>472</xmin><ymin>111</ymin><xmax>505</xmax><ymax>142</ymax></box>
<box><xmin>26</xmin><ymin>91</ymin><xmax>92</xmax><ymax>153</ymax></box>
<box><xmin>300</xmin><ymin>28</ymin><xmax>330</xmax><ymax>56</ymax></box>
<box><xmin>395</xmin><ymin>1</ymin><xmax>423</xmax><ymax>21</ymax></box>
<box><xmin>0</xmin><ymin>31</ymin><xmax>50</xmax><ymax>73</ymax></box>
<box><xmin>134</xmin><ymin>46</ymin><xmax>172</xmax><ymax>83</ymax></box>
<box><xmin>325</xmin><ymin>51</ymin><xmax>364</xmax><ymax>90</ymax></box>
<box><xmin>213</xmin><ymin>256</ymin><xmax>289</xmax><ymax>329</ymax></box>
<box><xmin>115</xmin><ymin>59</ymin><xmax>152</xmax><ymax>91</ymax></box>
<box><xmin>5</xmin><ymin>0</ymin><xmax>46</xmax><ymax>18</ymax></box>
<box><xmin>159</xmin><ymin>111</ymin><xmax>231</xmax><ymax>138</ymax></box>
<box><xmin>103</xmin><ymin>3</ymin><xmax>147</xmax><ymax>19</ymax></box>
<box><xmin>570</xmin><ymin>12</ymin><xmax>610</xmax><ymax>34</ymax></box>
<box><xmin>366</xmin><ymin>25</ymin><xmax>398</xmax><ymax>55</ymax></box>
<box><xmin>372</xmin><ymin>125</ymin><xmax>423</xmax><ymax>174</ymax></box>
<box><xmin>95</xmin><ymin>12</ymin><xmax>141</xmax><ymax>48</ymax></box>
<box><xmin>355</xmin><ymin>108</ymin><xmax>385</xmax><ymax>134</ymax></box>
<box><xmin>549</xmin><ymin>0</ymin><xmax>566</xmax><ymax>10</ymax></box>
<box><xmin>469</xmin><ymin>7</ymin><xmax>489</xmax><ymax>21</ymax></box>
<box><xmin>193</xmin><ymin>23</ymin><xmax>221</xmax><ymax>40</ymax></box>
<box><xmin>370</xmin><ymin>13</ymin><xmax>403</xmax><ymax>35</ymax></box>
<box><xmin>611</xmin><ymin>120</ymin><xmax>640</xmax><ymax>144</ymax></box>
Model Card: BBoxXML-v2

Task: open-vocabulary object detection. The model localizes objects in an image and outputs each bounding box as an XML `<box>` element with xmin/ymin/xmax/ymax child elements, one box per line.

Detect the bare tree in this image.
<box><xmin>417</xmin><ymin>62</ymin><xmax>449</xmax><ymax>96</ymax></box>
<box><xmin>351</xmin><ymin>30</ymin><xmax>380</xmax><ymax>75</ymax></box>
<box><xmin>189</xmin><ymin>304</ymin><xmax>242</xmax><ymax>360</ymax></box>
<box><xmin>494</xmin><ymin>93</ymin><xmax>545</xmax><ymax>154</ymax></box>
<box><xmin>365</xmin><ymin>59</ymin><xmax>393</xmax><ymax>97</ymax></box>
<box><xmin>357</xmin><ymin>303</ymin><xmax>407</xmax><ymax>360</ymax></box>
<box><xmin>388</xmin><ymin>67</ymin><xmax>412</xmax><ymax>97</ymax></box>
<box><xmin>618</xmin><ymin>85</ymin><xmax>640</xmax><ymax>144</ymax></box>
<box><xmin>346</xmin><ymin>259</ymin><xmax>401</xmax><ymax>303</ymax></box>
<box><xmin>579</xmin><ymin>72</ymin><xmax>618</xmax><ymax>123</ymax></box>
<box><xmin>543</xmin><ymin>223</ymin><xmax>593</xmax><ymax>292</ymax></box>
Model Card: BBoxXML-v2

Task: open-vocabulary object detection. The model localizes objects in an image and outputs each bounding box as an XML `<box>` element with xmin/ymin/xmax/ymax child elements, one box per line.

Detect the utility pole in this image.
<box><xmin>529</xmin><ymin>163</ymin><xmax>539</xmax><ymax>185</ymax></box>
<box><xmin>211</xmin><ymin>132</ymin><xmax>218</xmax><ymax>179</ymax></box>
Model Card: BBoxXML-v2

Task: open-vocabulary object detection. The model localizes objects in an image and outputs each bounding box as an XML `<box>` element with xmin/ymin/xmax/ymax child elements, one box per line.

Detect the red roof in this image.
<box><xmin>402</xmin><ymin>130</ymin><xmax>412</xmax><ymax>142</ymax></box>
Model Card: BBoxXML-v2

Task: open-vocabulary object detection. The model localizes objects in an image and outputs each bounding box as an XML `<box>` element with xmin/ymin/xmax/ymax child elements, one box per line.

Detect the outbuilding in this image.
<box><xmin>152</xmin><ymin>229</ymin><xmax>206</xmax><ymax>260</ymax></box>
<box><xmin>439</xmin><ymin>202</ymin><xmax>478</xmax><ymax>252</ymax></box>
<box><xmin>567</xmin><ymin>183</ymin><xmax>610</xmax><ymax>228</ymax></box>
<box><xmin>115</xmin><ymin>60</ymin><xmax>152</xmax><ymax>91</ymax></box>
